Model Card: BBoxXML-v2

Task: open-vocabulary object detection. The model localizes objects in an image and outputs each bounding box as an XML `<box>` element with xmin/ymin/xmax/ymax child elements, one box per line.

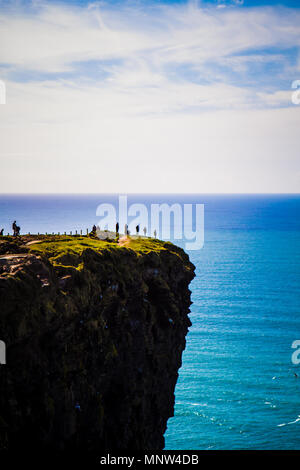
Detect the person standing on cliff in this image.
<box><xmin>12</xmin><ymin>221</ymin><xmax>17</xmax><ymax>236</ymax></box>
<box><xmin>116</xmin><ymin>222</ymin><xmax>119</xmax><ymax>234</ymax></box>
<box><xmin>125</xmin><ymin>224</ymin><xmax>129</xmax><ymax>236</ymax></box>
<box><xmin>136</xmin><ymin>224</ymin><xmax>140</xmax><ymax>236</ymax></box>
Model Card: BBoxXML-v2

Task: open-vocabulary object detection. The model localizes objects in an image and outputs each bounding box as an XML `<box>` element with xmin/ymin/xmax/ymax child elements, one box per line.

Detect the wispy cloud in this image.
<box><xmin>0</xmin><ymin>1</ymin><xmax>299</xmax><ymax>193</ymax></box>
<box><xmin>0</xmin><ymin>0</ymin><xmax>299</xmax><ymax>113</ymax></box>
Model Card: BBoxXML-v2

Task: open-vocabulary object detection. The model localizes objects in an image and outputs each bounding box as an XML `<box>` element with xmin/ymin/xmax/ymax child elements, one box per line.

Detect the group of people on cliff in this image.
<box><xmin>123</xmin><ymin>224</ymin><xmax>157</xmax><ymax>238</ymax></box>
<box><xmin>1</xmin><ymin>221</ymin><xmax>158</xmax><ymax>238</ymax></box>
<box><xmin>91</xmin><ymin>223</ymin><xmax>157</xmax><ymax>238</ymax></box>
<box><xmin>0</xmin><ymin>221</ymin><xmax>21</xmax><ymax>237</ymax></box>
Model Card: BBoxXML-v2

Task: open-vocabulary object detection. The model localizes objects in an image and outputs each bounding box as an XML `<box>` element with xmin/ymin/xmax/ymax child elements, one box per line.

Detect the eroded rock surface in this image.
<box><xmin>0</xmin><ymin>236</ymin><xmax>195</xmax><ymax>451</ymax></box>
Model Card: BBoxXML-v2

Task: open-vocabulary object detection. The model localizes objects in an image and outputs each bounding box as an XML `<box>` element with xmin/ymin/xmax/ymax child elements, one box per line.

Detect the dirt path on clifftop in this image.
<box><xmin>118</xmin><ymin>236</ymin><xmax>131</xmax><ymax>248</ymax></box>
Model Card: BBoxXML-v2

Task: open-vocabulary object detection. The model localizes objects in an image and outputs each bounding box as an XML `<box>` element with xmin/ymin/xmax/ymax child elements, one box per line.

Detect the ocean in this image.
<box><xmin>0</xmin><ymin>194</ymin><xmax>299</xmax><ymax>450</ymax></box>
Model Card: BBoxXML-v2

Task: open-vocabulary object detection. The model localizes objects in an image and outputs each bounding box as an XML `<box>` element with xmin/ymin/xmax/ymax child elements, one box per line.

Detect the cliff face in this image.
<box><xmin>0</xmin><ymin>236</ymin><xmax>195</xmax><ymax>451</ymax></box>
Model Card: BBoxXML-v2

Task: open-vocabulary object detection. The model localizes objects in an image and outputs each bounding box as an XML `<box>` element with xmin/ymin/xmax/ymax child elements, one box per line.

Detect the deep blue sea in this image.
<box><xmin>0</xmin><ymin>194</ymin><xmax>299</xmax><ymax>450</ymax></box>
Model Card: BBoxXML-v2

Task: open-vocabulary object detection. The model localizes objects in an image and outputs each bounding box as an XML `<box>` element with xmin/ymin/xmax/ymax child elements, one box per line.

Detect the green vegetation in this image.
<box><xmin>29</xmin><ymin>236</ymin><xmax>114</xmax><ymax>257</ymax></box>
<box><xmin>121</xmin><ymin>237</ymin><xmax>172</xmax><ymax>254</ymax></box>
<box><xmin>27</xmin><ymin>236</ymin><xmax>172</xmax><ymax>268</ymax></box>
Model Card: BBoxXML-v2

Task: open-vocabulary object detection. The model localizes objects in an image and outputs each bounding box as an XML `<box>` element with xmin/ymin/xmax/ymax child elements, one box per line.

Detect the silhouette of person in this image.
<box><xmin>116</xmin><ymin>222</ymin><xmax>119</xmax><ymax>234</ymax></box>
<box><xmin>136</xmin><ymin>224</ymin><xmax>140</xmax><ymax>235</ymax></box>
<box><xmin>125</xmin><ymin>224</ymin><xmax>128</xmax><ymax>236</ymax></box>
<box><xmin>12</xmin><ymin>221</ymin><xmax>17</xmax><ymax>236</ymax></box>
<box><xmin>92</xmin><ymin>224</ymin><xmax>97</xmax><ymax>232</ymax></box>
<box><xmin>154</xmin><ymin>229</ymin><xmax>157</xmax><ymax>238</ymax></box>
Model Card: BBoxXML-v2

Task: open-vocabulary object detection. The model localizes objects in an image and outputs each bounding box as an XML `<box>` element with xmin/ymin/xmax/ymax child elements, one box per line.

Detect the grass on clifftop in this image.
<box><xmin>28</xmin><ymin>236</ymin><xmax>174</xmax><ymax>267</ymax></box>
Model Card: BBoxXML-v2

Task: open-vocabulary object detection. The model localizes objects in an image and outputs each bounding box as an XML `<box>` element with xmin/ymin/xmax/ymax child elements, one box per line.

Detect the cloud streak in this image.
<box><xmin>0</xmin><ymin>1</ymin><xmax>299</xmax><ymax>110</ymax></box>
<box><xmin>0</xmin><ymin>0</ymin><xmax>299</xmax><ymax>193</ymax></box>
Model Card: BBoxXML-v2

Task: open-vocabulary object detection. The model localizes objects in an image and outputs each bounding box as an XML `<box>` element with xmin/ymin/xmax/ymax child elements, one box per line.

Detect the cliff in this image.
<box><xmin>0</xmin><ymin>235</ymin><xmax>195</xmax><ymax>452</ymax></box>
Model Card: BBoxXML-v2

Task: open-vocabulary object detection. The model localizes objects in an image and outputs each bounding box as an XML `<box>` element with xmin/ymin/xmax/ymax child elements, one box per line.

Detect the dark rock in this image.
<box><xmin>0</xmin><ymin>238</ymin><xmax>195</xmax><ymax>451</ymax></box>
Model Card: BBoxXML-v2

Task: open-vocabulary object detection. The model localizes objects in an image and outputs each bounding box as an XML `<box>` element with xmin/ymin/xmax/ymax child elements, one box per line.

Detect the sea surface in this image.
<box><xmin>0</xmin><ymin>194</ymin><xmax>299</xmax><ymax>450</ymax></box>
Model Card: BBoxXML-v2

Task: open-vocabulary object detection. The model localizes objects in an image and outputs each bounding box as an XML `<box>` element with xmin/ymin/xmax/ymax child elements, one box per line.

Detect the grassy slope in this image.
<box><xmin>27</xmin><ymin>236</ymin><xmax>180</xmax><ymax>269</ymax></box>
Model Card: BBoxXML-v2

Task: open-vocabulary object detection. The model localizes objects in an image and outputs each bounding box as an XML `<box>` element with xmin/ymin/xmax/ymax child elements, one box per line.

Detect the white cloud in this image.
<box><xmin>0</xmin><ymin>1</ymin><xmax>300</xmax><ymax>75</ymax></box>
<box><xmin>0</xmin><ymin>0</ymin><xmax>299</xmax><ymax>193</ymax></box>
<box><xmin>257</xmin><ymin>90</ymin><xmax>293</xmax><ymax>106</ymax></box>
<box><xmin>1</xmin><ymin>102</ymin><xmax>299</xmax><ymax>193</ymax></box>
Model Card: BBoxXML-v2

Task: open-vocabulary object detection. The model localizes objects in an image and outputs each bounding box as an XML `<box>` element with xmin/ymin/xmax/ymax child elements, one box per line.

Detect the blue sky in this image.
<box><xmin>6</xmin><ymin>0</ymin><xmax>298</xmax><ymax>6</ymax></box>
<box><xmin>1</xmin><ymin>0</ymin><xmax>299</xmax><ymax>97</ymax></box>
<box><xmin>19</xmin><ymin>0</ymin><xmax>300</xmax><ymax>7</ymax></box>
<box><xmin>0</xmin><ymin>0</ymin><xmax>299</xmax><ymax>193</ymax></box>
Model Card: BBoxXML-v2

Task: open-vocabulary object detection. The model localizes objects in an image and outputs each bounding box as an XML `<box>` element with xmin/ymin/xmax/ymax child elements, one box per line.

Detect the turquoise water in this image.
<box><xmin>0</xmin><ymin>194</ymin><xmax>299</xmax><ymax>449</ymax></box>
<box><xmin>165</xmin><ymin>196</ymin><xmax>300</xmax><ymax>450</ymax></box>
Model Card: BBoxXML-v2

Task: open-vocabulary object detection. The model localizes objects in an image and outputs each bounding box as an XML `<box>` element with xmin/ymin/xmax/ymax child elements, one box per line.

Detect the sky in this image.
<box><xmin>0</xmin><ymin>0</ymin><xmax>299</xmax><ymax>193</ymax></box>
